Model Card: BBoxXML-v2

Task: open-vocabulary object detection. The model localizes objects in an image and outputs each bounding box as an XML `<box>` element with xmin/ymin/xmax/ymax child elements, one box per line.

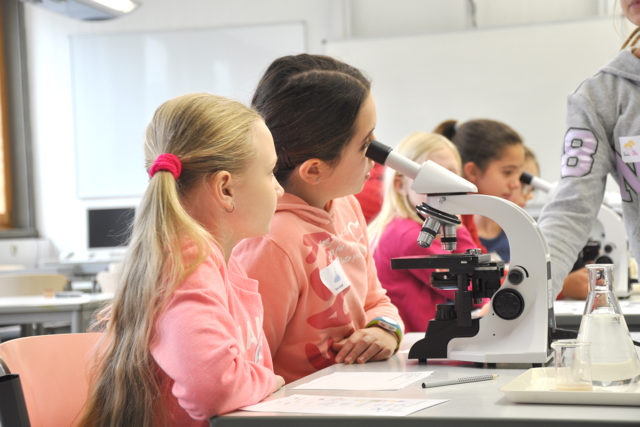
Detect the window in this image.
<box><xmin>0</xmin><ymin>5</ymin><xmax>11</xmax><ymax>228</ymax></box>
<box><xmin>0</xmin><ymin>0</ymin><xmax>36</xmax><ymax>236</ymax></box>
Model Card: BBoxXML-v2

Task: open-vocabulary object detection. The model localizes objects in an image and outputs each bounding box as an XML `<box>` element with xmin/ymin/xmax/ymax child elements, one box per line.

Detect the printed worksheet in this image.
<box><xmin>241</xmin><ymin>394</ymin><xmax>447</xmax><ymax>417</ymax></box>
<box><xmin>293</xmin><ymin>371</ymin><xmax>433</xmax><ymax>391</ymax></box>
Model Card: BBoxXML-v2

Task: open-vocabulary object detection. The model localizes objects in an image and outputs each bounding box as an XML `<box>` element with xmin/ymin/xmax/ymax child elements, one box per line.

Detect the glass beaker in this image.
<box><xmin>577</xmin><ymin>264</ymin><xmax>640</xmax><ymax>386</ymax></box>
<box><xmin>550</xmin><ymin>339</ymin><xmax>592</xmax><ymax>391</ymax></box>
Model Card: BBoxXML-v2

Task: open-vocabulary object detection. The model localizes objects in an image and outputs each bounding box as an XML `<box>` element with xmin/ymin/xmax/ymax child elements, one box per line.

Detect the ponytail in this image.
<box><xmin>433</xmin><ymin>119</ymin><xmax>458</xmax><ymax>141</ymax></box>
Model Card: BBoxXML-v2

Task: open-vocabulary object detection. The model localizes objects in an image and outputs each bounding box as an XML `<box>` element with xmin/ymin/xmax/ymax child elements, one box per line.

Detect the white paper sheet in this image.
<box><xmin>292</xmin><ymin>371</ymin><xmax>433</xmax><ymax>391</ymax></box>
<box><xmin>241</xmin><ymin>394</ymin><xmax>447</xmax><ymax>417</ymax></box>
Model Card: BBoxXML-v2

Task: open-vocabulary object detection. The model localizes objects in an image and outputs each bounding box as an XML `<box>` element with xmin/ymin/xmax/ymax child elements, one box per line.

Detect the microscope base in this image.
<box><xmin>408</xmin><ymin>318</ymin><xmax>480</xmax><ymax>363</ymax></box>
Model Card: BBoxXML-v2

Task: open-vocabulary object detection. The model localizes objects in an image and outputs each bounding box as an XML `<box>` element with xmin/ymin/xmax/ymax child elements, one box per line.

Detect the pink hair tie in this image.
<box><xmin>149</xmin><ymin>153</ymin><xmax>182</xmax><ymax>180</ymax></box>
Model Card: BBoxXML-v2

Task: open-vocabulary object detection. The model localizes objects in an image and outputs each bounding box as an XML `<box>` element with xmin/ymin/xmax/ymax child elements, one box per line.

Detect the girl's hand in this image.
<box><xmin>472</xmin><ymin>301</ymin><xmax>491</xmax><ymax>318</ymax></box>
<box><xmin>331</xmin><ymin>327</ymin><xmax>397</xmax><ymax>365</ymax></box>
<box><xmin>272</xmin><ymin>375</ymin><xmax>285</xmax><ymax>393</ymax></box>
<box><xmin>561</xmin><ymin>267</ymin><xmax>589</xmax><ymax>299</ymax></box>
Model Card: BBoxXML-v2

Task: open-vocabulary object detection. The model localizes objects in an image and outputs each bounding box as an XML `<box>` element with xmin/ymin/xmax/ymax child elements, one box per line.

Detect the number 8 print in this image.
<box><xmin>561</xmin><ymin>128</ymin><xmax>597</xmax><ymax>178</ymax></box>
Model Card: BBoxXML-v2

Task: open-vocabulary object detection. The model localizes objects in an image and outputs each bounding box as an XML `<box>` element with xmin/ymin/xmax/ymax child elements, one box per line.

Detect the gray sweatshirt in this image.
<box><xmin>538</xmin><ymin>48</ymin><xmax>640</xmax><ymax>298</ymax></box>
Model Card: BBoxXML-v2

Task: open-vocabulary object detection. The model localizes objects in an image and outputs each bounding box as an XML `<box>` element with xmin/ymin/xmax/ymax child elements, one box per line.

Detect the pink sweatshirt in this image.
<box><xmin>373</xmin><ymin>217</ymin><xmax>477</xmax><ymax>332</ymax></box>
<box><xmin>150</xmin><ymin>243</ymin><xmax>277</xmax><ymax>425</ymax></box>
<box><xmin>232</xmin><ymin>193</ymin><xmax>403</xmax><ymax>383</ymax></box>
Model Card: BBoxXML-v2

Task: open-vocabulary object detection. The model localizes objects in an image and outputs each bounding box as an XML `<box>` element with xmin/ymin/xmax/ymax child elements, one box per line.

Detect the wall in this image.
<box><xmin>22</xmin><ymin>0</ymin><xmax>622</xmax><ymax>257</ymax></box>
<box><xmin>326</xmin><ymin>18</ymin><xmax>632</xmax><ymax>184</ymax></box>
<box><xmin>23</xmin><ymin>0</ymin><xmax>344</xmax><ymax>256</ymax></box>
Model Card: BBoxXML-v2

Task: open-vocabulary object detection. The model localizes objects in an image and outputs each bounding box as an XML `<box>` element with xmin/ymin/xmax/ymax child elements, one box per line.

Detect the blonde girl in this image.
<box><xmin>80</xmin><ymin>93</ymin><xmax>284</xmax><ymax>426</ymax></box>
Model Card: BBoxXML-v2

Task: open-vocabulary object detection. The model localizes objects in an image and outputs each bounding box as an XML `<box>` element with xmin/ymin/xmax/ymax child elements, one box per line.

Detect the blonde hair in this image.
<box><xmin>622</xmin><ymin>27</ymin><xmax>640</xmax><ymax>49</ymax></box>
<box><xmin>80</xmin><ymin>93</ymin><xmax>260</xmax><ymax>427</ymax></box>
<box><xmin>368</xmin><ymin>132</ymin><xmax>461</xmax><ymax>248</ymax></box>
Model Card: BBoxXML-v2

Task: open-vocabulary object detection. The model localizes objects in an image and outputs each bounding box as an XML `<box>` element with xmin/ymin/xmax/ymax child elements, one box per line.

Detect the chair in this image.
<box><xmin>0</xmin><ymin>332</ymin><xmax>103</xmax><ymax>427</ymax></box>
<box><xmin>95</xmin><ymin>262</ymin><xmax>122</xmax><ymax>294</ymax></box>
<box><xmin>0</xmin><ymin>273</ymin><xmax>70</xmax><ymax>338</ymax></box>
<box><xmin>0</xmin><ymin>273</ymin><xmax>68</xmax><ymax>297</ymax></box>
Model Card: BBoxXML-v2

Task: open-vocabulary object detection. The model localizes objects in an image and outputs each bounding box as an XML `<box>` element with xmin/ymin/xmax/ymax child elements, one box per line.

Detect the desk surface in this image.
<box><xmin>0</xmin><ymin>293</ymin><xmax>112</xmax><ymax>333</ymax></box>
<box><xmin>0</xmin><ymin>293</ymin><xmax>112</xmax><ymax>312</ymax></box>
<box><xmin>554</xmin><ymin>296</ymin><xmax>640</xmax><ymax>330</ymax></box>
<box><xmin>212</xmin><ymin>333</ymin><xmax>640</xmax><ymax>426</ymax></box>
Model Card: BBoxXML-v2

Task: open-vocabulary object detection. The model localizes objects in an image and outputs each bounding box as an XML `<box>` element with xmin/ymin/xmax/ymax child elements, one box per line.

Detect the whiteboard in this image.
<box><xmin>325</xmin><ymin>19</ymin><xmax>625</xmax><ymax>182</ymax></box>
<box><xmin>71</xmin><ymin>23</ymin><xmax>306</xmax><ymax>198</ymax></box>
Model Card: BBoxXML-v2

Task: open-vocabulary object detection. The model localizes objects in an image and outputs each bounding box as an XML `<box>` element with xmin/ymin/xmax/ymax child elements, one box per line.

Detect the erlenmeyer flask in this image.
<box><xmin>577</xmin><ymin>264</ymin><xmax>640</xmax><ymax>386</ymax></box>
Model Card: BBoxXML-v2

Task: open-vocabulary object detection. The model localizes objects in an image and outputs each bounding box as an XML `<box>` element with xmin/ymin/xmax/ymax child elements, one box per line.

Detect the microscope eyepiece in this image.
<box><xmin>519</xmin><ymin>171</ymin><xmax>553</xmax><ymax>193</ymax></box>
<box><xmin>520</xmin><ymin>171</ymin><xmax>533</xmax><ymax>185</ymax></box>
<box><xmin>365</xmin><ymin>140</ymin><xmax>393</xmax><ymax>165</ymax></box>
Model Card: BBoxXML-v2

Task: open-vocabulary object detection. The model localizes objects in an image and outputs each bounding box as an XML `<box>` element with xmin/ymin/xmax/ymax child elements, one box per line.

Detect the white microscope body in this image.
<box><xmin>367</xmin><ymin>141</ymin><xmax>552</xmax><ymax>364</ymax></box>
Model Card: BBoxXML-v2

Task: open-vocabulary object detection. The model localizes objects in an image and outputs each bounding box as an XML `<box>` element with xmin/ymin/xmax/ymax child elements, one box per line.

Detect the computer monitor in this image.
<box><xmin>87</xmin><ymin>207</ymin><xmax>135</xmax><ymax>255</ymax></box>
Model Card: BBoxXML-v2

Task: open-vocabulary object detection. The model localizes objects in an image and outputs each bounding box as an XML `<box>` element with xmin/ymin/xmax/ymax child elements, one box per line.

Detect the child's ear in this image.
<box><xmin>210</xmin><ymin>171</ymin><xmax>235</xmax><ymax>212</ymax></box>
<box><xmin>297</xmin><ymin>158</ymin><xmax>326</xmax><ymax>184</ymax></box>
<box><xmin>463</xmin><ymin>161</ymin><xmax>481</xmax><ymax>183</ymax></box>
<box><xmin>393</xmin><ymin>174</ymin><xmax>406</xmax><ymax>195</ymax></box>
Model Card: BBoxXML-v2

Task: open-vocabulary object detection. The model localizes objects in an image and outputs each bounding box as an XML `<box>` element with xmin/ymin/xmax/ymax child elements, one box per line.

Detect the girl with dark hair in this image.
<box><xmin>233</xmin><ymin>54</ymin><xmax>403</xmax><ymax>383</ymax></box>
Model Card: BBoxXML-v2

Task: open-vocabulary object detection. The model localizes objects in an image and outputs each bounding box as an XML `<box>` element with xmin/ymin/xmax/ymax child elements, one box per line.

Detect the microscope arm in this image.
<box><xmin>421</xmin><ymin>193</ymin><xmax>552</xmax><ymax>362</ymax></box>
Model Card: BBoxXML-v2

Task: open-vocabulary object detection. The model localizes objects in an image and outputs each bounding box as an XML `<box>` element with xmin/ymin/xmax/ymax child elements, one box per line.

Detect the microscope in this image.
<box><xmin>521</xmin><ymin>172</ymin><xmax>633</xmax><ymax>298</ymax></box>
<box><xmin>366</xmin><ymin>141</ymin><xmax>552</xmax><ymax>364</ymax></box>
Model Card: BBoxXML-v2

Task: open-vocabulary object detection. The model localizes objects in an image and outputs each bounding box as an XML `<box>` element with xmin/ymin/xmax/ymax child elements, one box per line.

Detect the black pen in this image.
<box><xmin>421</xmin><ymin>374</ymin><xmax>498</xmax><ymax>389</ymax></box>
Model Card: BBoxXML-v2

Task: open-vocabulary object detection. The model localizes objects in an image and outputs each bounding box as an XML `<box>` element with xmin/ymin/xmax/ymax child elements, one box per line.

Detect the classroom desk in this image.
<box><xmin>211</xmin><ymin>333</ymin><xmax>640</xmax><ymax>426</ymax></box>
<box><xmin>0</xmin><ymin>293</ymin><xmax>112</xmax><ymax>333</ymax></box>
<box><xmin>554</xmin><ymin>296</ymin><xmax>640</xmax><ymax>331</ymax></box>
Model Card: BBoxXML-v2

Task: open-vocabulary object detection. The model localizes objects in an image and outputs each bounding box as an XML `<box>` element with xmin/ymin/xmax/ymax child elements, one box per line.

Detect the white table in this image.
<box><xmin>554</xmin><ymin>296</ymin><xmax>640</xmax><ymax>331</ymax></box>
<box><xmin>0</xmin><ymin>293</ymin><xmax>112</xmax><ymax>333</ymax></box>
<box><xmin>211</xmin><ymin>333</ymin><xmax>640</xmax><ymax>426</ymax></box>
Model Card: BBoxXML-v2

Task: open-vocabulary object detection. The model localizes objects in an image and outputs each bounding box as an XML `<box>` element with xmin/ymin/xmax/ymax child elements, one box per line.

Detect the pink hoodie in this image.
<box><xmin>150</xmin><ymin>243</ymin><xmax>277</xmax><ymax>425</ymax></box>
<box><xmin>233</xmin><ymin>193</ymin><xmax>403</xmax><ymax>383</ymax></box>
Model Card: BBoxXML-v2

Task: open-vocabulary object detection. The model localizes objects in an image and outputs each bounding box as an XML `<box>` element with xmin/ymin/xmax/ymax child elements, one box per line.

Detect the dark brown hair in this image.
<box><xmin>433</xmin><ymin>119</ymin><xmax>523</xmax><ymax>172</ymax></box>
<box><xmin>252</xmin><ymin>54</ymin><xmax>371</xmax><ymax>184</ymax></box>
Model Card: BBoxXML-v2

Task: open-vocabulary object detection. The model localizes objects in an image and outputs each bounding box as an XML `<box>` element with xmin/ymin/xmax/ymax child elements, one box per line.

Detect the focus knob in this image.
<box><xmin>492</xmin><ymin>289</ymin><xmax>524</xmax><ymax>320</ymax></box>
<box><xmin>435</xmin><ymin>303</ymin><xmax>456</xmax><ymax>321</ymax></box>
<box><xmin>507</xmin><ymin>266</ymin><xmax>528</xmax><ymax>285</ymax></box>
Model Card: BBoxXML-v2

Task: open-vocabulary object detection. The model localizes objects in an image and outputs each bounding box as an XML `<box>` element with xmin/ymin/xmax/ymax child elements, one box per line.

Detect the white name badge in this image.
<box><xmin>319</xmin><ymin>258</ymin><xmax>351</xmax><ymax>295</ymax></box>
<box><xmin>619</xmin><ymin>136</ymin><xmax>640</xmax><ymax>163</ymax></box>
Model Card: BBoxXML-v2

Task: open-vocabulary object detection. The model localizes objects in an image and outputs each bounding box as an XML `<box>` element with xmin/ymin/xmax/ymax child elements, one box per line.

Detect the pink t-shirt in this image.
<box><xmin>373</xmin><ymin>217</ymin><xmax>478</xmax><ymax>332</ymax></box>
<box><xmin>150</xmin><ymin>243</ymin><xmax>277</xmax><ymax>425</ymax></box>
<box><xmin>233</xmin><ymin>194</ymin><xmax>403</xmax><ymax>383</ymax></box>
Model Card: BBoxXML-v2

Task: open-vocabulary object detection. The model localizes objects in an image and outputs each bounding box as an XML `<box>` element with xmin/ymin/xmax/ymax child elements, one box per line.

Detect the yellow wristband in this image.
<box><xmin>365</xmin><ymin>316</ymin><xmax>402</xmax><ymax>350</ymax></box>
